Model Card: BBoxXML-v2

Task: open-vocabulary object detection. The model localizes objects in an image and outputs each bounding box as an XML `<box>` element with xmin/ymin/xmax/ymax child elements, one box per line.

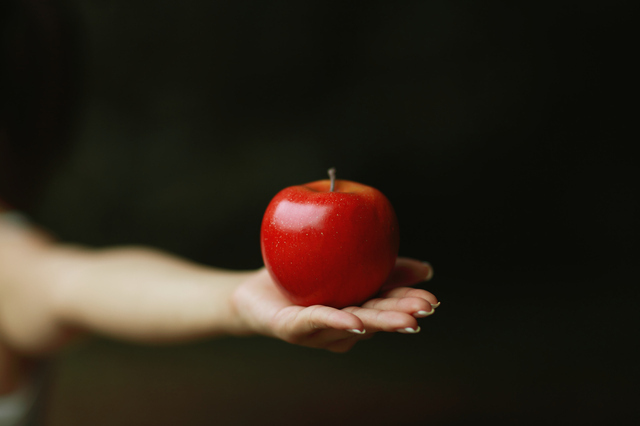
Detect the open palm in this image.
<box><xmin>232</xmin><ymin>257</ymin><xmax>438</xmax><ymax>353</ymax></box>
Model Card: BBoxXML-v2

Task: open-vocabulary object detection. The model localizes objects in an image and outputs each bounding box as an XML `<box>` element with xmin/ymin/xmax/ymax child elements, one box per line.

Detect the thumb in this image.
<box><xmin>380</xmin><ymin>257</ymin><xmax>433</xmax><ymax>291</ymax></box>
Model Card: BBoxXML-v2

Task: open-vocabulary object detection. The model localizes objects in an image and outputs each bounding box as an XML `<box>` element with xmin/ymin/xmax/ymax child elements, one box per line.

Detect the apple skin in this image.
<box><xmin>261</xmin><ymin>178</ymin><xmax>399</xmax><ymax>308</ymax></box>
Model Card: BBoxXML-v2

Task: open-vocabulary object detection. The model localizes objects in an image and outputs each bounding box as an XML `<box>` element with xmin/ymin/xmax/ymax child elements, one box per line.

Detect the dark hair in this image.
<box><xmin>0</xmin><ymin>0</ymin><xmax>77</xmax><ymax>211</ymax></box>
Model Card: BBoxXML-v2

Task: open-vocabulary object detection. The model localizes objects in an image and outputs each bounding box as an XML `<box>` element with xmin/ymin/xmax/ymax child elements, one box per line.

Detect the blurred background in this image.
<box><xmin>2</xmin><ymin>0</ymin><xmax>638</xmax><ymax>424</ymax></box>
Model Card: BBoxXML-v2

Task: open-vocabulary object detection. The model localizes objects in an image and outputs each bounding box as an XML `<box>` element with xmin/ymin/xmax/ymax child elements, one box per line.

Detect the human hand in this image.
<box><xmin>231</xmin><ymin>257</ymin><xmax>438</xmax><ymax>353</ymax></box>
<box><xmin>2</xmin><ymin>209</ymin><xmax>440</xmax><ymax>392</ymax></box>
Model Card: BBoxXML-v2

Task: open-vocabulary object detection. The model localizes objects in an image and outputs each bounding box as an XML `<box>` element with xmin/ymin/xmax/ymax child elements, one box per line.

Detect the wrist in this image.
<box><xmin>229</xmin><ymin>269</ymin><xmax>281</xmax><ymax>339</ymax></box>
<box><xmin>219</xmin><ymin>270</ymin><xmax>262</xmax><ymax>337</ymax></box>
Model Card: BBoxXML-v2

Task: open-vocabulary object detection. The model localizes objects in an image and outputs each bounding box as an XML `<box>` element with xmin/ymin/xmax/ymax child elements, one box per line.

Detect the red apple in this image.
<box><xmin>261</xmin><ymin>169</ymin><xmax>399</xmax><ymax>308</ymax></box>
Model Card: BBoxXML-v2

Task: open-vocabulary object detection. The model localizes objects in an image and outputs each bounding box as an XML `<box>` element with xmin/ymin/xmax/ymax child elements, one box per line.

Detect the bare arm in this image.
<box><xmin>0</xmin><ymin>210</ymin><xmax>437</xmax><ymax>394</ymax></box>
<box><xmin>0</xmin><ymin>218</ymin><xmax>252</xmax><ymax>354</ymax></box>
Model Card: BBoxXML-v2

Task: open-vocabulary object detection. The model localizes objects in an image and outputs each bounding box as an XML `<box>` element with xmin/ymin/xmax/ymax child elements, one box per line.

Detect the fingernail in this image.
<box><xmin>348</xmin><ymin>329</ymin><xmax>366</xmax><ymax>335</ymax></box>
<box><xmin>414</xmin><ymin>310</ymin><xmax>434</xmax><ymax>318</ymax></box>
<box><xmin>397</xmin><ymin>326</ymin><xmax>421</xmax><ymax>334</ymax></box>
<box><xmin>431</xmin><ymin>301</ymin><xmax>441</xmax><ymax>309</ymax></box>
<box><xmin>422</xmin><ymin>262</ymin><xmax>434</xmax><ymax>281</ymax></box>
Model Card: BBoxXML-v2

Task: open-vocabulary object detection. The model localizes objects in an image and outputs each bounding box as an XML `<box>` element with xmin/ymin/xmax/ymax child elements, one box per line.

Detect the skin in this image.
<box><xmin>0</xmin><ymin>207</ymin><xmax>438</xmax><ymax>395</ymax></box>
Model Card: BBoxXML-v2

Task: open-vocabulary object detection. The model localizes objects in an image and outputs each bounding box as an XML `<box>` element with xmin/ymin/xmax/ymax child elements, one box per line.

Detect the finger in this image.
<box><xmin>305</xmin><ymin>305</ymin><xmax>366</xmax><ymax>332</ymax></box>
<box><xmin>379</xmin><ymin>287</ymin><xmax>439</xmax><ymax>307</ymax></box>
<box><xmin>380</xmin><ymin>258</ymin><xmax>433</xmax><ymax>291</ymax></box>
<box><xmin>276</xmin><ymin>305</ymin><xmax>365</xmax><ymax>343</ymax></box>
<box><xmin>361</xmin><ymin>296</ymin><xmax>434</xmax><ymax>317</ymax></box>
<box><xmin>342</xmin><ymin>307</ymin><xmax>420</xmax><ymax>334</ymax></box>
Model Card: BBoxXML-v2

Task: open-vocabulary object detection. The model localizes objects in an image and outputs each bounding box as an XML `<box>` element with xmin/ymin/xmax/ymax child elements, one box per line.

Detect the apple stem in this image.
<box><xmin>328</xmin><ymin>167</ymin><xmax>336</xmax><ymax>192</ymax></box>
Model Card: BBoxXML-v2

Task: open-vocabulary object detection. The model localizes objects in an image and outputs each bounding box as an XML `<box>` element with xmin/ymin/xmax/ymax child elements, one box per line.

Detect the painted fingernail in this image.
<box><xmin>422</xmin><ymin>262</ymin><xmax>434</xmax><ymax>281</ymax></box>
<box><xmin>431</xmin><ymin>301</ymin><xmax>441</xmax><ymax>309</ymax></box>
<box><xmin>348</xmin><ymin>329</ymin><xmax>366</xmax><ymax>334</ymax></box>
<box><xmin>397</xmin><ymin>326</ymin><xmax>421</xmax><ymax>334</ymax></box>
<box><xmin>414</xmin><ymin>310</ymin><xmax>434</xmax><ymax>318</ymax></box>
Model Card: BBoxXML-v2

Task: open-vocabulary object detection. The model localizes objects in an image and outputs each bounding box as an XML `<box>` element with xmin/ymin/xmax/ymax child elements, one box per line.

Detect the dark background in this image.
<box><xmin>4</xmin><ymin>0</ymin><xmax>639</xmax><ymax>424</ymax></box>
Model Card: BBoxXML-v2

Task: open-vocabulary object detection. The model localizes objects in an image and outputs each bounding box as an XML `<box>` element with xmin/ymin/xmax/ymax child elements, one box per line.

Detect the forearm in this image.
<box><xmin>1</xmin><ymin>208</ymin><xmax>258</xmax><ymax>396</ymax></box>
<box><xmin>1</xmin><ymin>214</ymin><xmax>256</xmax><ymax>354</ymax></box>
<box><xmin>51</xmin><ymin>245</ymin><xmax>255</xmax><ymax>342</ymax></box>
